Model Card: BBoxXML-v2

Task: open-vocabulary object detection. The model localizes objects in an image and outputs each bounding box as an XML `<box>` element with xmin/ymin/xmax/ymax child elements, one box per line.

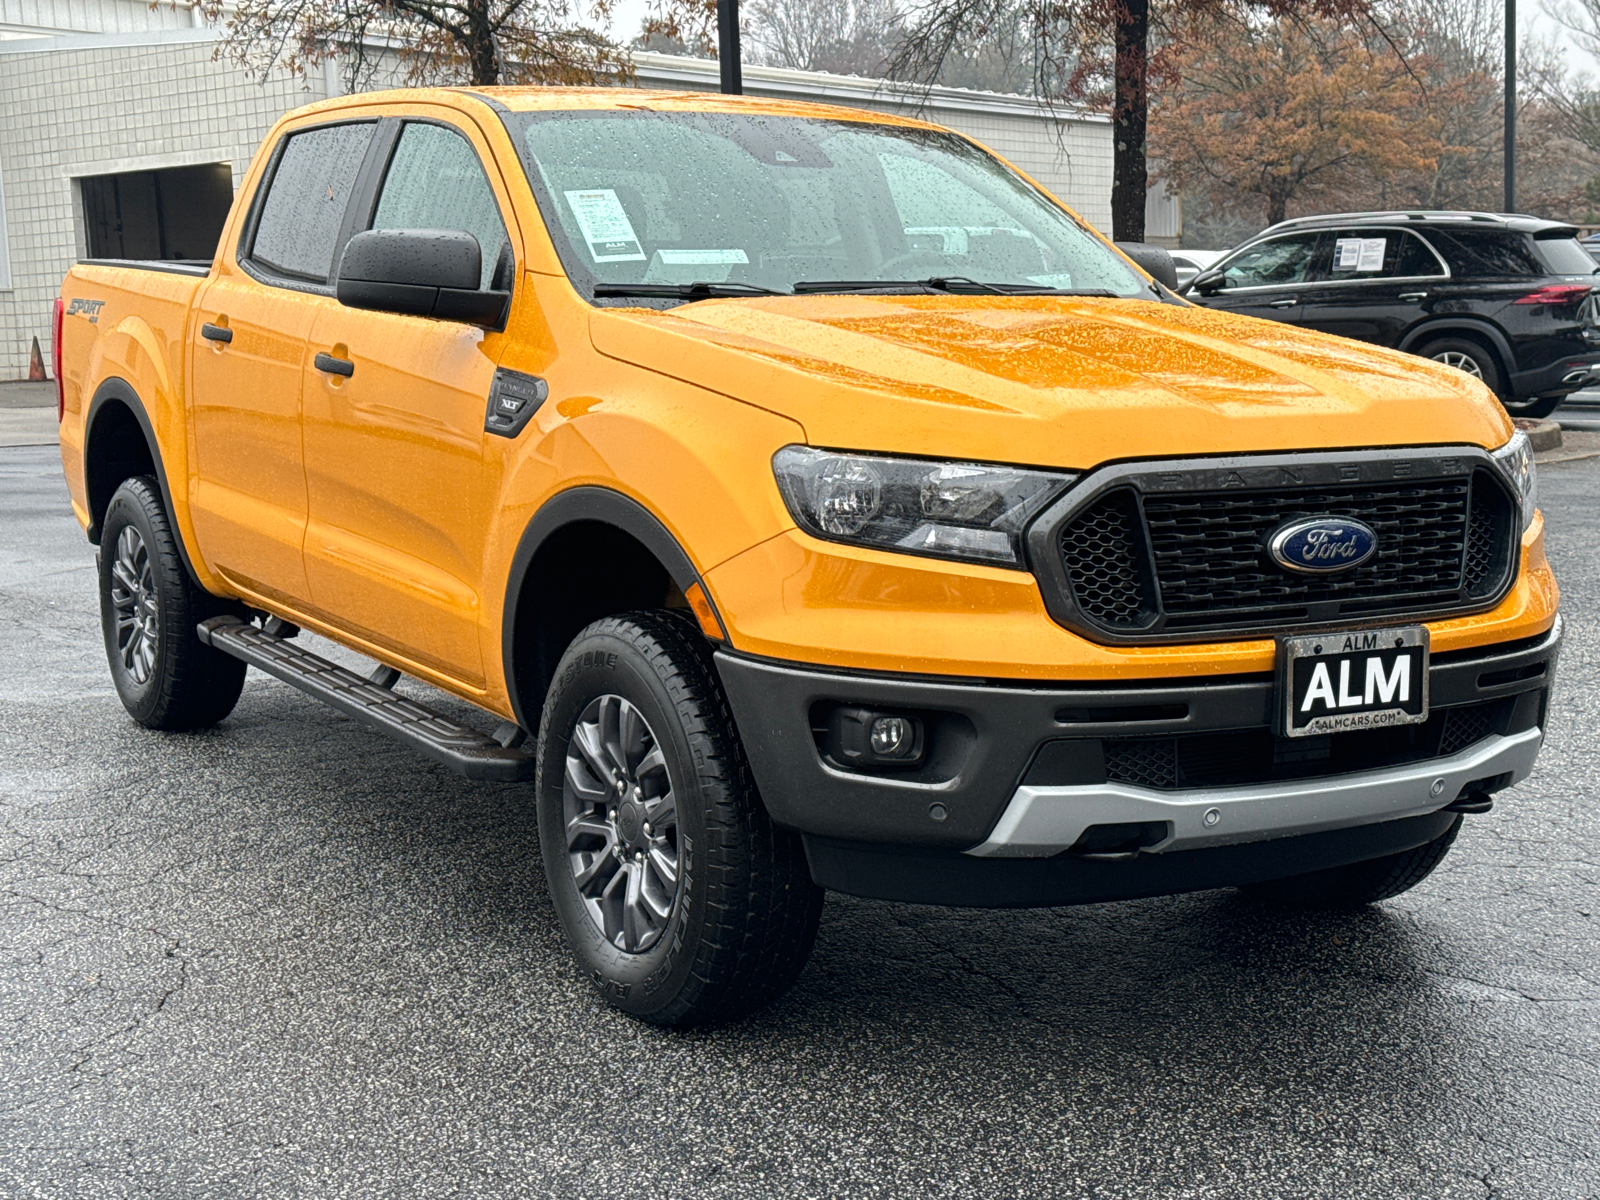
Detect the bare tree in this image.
<box><xmin>207</xmin><ymin>0</ymin><xmax>630</xmax><ymax>90</ymax></box>
<box><xmin>882</xmin><ymin>0</ymin><xmax>1384</xmax><ymax>241</ymax></box>
<box><xmin>743</xmin><ymin>0</ymin><xmax>905</xmax><ymax>75</ymax></box>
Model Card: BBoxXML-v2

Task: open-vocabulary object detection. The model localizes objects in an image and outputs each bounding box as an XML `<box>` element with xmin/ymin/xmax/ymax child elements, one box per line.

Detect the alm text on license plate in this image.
<box><xmin>1279</xmin><ymin>626</ymin><xmax>1430</xmax><ymax>738</ymax></box>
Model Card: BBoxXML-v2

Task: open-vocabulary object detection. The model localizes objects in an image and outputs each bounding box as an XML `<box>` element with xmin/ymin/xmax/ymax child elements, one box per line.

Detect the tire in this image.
<box><xmin>98</xmin><ymin>477</ymin><xmax>247</xmax><ymax>730</ymax></box>
<box><xmin>535</xmin><ymin>610</ymin><xmax>823</xmax><ymax>1027</ymax></box>
<box><xmin>1416</xmin><ymin>337</ymin><xmax>1504</xmax><ymax>397</ymax></box>
<box><xmin>1503</xmin><ymin>394</ymin><xmax>1562</xmax><ymax>420</ymax></box>
<box><xmin>1242</xmin><ymin>815</ymin><xmax>1463</xmax><ymax>908</ymax></box>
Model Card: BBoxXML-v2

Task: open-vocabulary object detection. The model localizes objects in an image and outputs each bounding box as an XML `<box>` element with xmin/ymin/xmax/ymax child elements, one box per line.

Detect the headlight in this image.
<box><xmin>1492</xmin><ymin>429</ymin><xmax>1538</xmax><ymax>531</ymax></box>
<box><xmin>772</xmin><ymin>446</ymin><xmax>1075</xmax><ymax>567</ymax></box>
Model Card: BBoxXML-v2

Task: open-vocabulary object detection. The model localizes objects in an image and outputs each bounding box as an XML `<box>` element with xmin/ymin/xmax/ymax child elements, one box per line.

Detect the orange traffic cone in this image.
<box><xmin>28</xmin><ymin>336</ymin><xmax>47</xmax><ymax>381</ymax></box>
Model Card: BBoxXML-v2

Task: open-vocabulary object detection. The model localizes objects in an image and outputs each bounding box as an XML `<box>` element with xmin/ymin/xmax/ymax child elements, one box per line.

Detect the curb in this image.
<box><xmin>1513</xmin><ymin>418</ymin><xmax>1562</xmax><ymax>452</ymax></box>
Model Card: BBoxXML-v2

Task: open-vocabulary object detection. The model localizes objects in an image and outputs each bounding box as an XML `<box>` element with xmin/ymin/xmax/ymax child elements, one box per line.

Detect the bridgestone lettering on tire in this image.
<box><xmin>98</xmin><ymin>477</ymin><xmax>246</xmax><ymax>730</ymax></box>
<box><xmin>536</xmin><ymin>610</ymin><xmax>823</xmax><ymax>1026</ymax></box>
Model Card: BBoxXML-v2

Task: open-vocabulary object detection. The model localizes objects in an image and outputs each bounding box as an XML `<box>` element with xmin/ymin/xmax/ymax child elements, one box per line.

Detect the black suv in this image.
<box><xmin>1181</xmin><ymin>211</ymin><xmax>1600</xmax><ymax>417</ymax></box>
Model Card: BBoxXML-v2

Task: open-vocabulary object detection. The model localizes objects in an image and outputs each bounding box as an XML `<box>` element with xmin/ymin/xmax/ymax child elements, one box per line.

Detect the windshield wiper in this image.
<box><xmin>592</xmin><ymin>281</ymin><xmax>783</xmax><ymax>299</ymax></box>
<box><xmin>792</xmin><ymin>277</ymin><xmax>1120</xmax><ymax>297</ymax></box>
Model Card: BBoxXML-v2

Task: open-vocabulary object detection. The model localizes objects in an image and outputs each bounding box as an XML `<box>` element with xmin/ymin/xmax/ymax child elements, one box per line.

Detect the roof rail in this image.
<box><xmin>1260</xmin><ymin>210</ymin><xmax>1512</xmax><ymax>233</ymax></box>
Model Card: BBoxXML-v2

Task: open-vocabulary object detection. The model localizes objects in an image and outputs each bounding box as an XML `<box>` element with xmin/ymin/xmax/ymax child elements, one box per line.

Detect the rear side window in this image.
<box><xmin>1532</xmin><ymin>235</ymin><xmax>1600</xmax><ymax>276</ymax></box>
<box><xmin>1426</xmin><ymin>229</ymin><xmax>1544</xmax><ymax>278</ymax></box>
<box><xmin>371</xmin><ymin>122</ymin><xmax>509</xmax><ymax>290</ymax></box>
<box><xmin>250</xmin><ymin>122</ymin><xmax>376</xmax><ymax>281</ymax></box>
<box><xmin>1324</xmin><ymin>230</ymin><xmax>1445</xmax><ymax>279</ymax></box>
<box><xmin>1219</xmin><ymin>234</ymin><xmax>1320</xmax><ymax>287</ymax></box>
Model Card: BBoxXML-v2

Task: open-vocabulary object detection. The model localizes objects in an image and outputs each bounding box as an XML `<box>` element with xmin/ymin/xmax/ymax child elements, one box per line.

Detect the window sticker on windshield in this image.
<box><xmin>1335</xmin><ymin>237</ymin><xmax>1387</xmax><ymax>272</ymax></box>
<box><xmin>657</xmin><ymin>249</ymin><xmax>750</xmax><ymax>265</ymax></box>
<box><xmin>563</xmin><ymin>189</ymin><xmax>646</xmax><ymax>262</ymax></box>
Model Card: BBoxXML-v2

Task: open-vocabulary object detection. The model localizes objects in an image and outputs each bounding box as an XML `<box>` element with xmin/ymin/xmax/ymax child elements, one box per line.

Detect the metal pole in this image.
<box><xmin>718</xmin><ymin>0</ymin><xmax>742</xmax><ymax>95</ymax></box>
<box><xmin>1504</xmin><ymin>0</ymin><xmax>1516</xmax><ymax>212</ymax></box>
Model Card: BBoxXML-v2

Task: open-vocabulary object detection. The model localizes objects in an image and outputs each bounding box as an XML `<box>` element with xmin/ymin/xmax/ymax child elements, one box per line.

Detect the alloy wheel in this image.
<box><xmin>562</xmin><ymin>694</ymin><xmax>682</xmax><ymax>953</ymax></box>
<box><xmin>109</xmin><ymin>525</ymin><xmax>158</xmax><ymax>684</ymax></box>
<box><xmin>1432</xmin><ymin>350</ymin><xmax>1484</xmax><ymax>379</ymax></box>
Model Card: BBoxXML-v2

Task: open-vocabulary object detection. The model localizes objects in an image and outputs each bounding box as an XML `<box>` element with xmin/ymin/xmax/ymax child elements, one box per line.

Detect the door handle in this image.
<box><xmin>314</xmin><ymin>351</ymin><xmax>354</xmax><ymax>378</ymax></box>
<box><xmin>201</xmin><ymin>322</ymin><xmax>233</xmax><ymax>343</ymax></box>
<box><xmin>1269</xmin><ymin>298</ymin><xmax>1297</xmax><ymax>308</ymax></box>
<box><xmin>1398</xmin><ymin>292</ymin><xmax>1428</xmax><ymax>302</ymax></box>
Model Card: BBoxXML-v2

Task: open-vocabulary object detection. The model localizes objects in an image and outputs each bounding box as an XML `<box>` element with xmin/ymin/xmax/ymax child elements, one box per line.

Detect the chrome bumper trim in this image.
<box><xmin>965</xmin><ymin>727</ymin><xmax>1544</xmax><ymax>858</ymax></box>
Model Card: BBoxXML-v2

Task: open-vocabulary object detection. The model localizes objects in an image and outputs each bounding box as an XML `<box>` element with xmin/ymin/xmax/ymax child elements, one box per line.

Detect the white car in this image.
<box><xmin>1170</xmin><ymin>249</ymin><xmax>1226</xmax><ymax>288</ymax></box>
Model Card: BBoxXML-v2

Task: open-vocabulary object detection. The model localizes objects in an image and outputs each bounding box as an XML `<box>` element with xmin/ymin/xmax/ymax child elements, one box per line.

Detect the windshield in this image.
<box><xmin>503</xmin><ymin>111</ymin><xmax>1147</xmax><ymax>302</ymax></box>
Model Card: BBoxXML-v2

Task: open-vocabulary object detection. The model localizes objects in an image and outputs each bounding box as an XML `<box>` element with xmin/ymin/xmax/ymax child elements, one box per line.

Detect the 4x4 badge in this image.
<box><xmin>1267</xmin><ymin>516</ymin><xmax>1379</xmax><ymax>574</ymax></box>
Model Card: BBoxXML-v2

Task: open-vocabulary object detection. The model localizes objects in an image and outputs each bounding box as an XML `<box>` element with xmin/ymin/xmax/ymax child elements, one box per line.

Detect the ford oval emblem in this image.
<box><xmin>1267</xmin><ymin>516</ymin><xmax>1379</xmax><ymax>574</ymax></box>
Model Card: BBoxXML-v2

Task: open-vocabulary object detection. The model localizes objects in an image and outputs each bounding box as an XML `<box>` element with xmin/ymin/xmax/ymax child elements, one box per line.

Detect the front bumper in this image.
<box><xmin>969</xmin><ymin>726</ymin><xmax>1541</xmax><ymax>858</ymax></box>
<box><xmin>714</xmin><ymin>617</ymin><xmax>1560</xmax><ymax>902</ymax></box>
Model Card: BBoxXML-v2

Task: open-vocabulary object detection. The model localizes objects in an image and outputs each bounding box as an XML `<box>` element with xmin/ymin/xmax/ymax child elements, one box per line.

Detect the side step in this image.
<box><xmin>197</xmin><ymin>616</ymin><xmax>536</xmax><ymax>782</ymax></box>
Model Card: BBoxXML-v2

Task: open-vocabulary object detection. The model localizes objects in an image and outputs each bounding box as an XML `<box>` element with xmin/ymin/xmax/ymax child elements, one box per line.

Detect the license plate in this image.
<box><xmin>1279</xmin><ymin>626</ymin><xmax>1429</xmax><ymax>738</ymax></box>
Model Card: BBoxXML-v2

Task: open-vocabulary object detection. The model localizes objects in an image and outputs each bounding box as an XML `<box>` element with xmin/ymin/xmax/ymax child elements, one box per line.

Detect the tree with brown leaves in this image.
<box><xmin>1153</xmin><ymin>15</ymin><xmax>1441</xmax><ymax>226</ymax></box>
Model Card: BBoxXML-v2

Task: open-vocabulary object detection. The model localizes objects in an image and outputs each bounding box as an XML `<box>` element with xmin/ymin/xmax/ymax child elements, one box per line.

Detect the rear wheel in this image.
<box><xmin>1503</xmin><ymin>394</ymin><xmax>1563</xmax><ymax>420</ymax></box>
<box><xmin>1242</xmin><ymin>815</ymin><xmax>1463</xmax><ymax>908</ymax></box>
<box><xmin>99</xmin><ymin>477</ymin><xmax>246</xmax><ymax>730</ymax></box>
<box><xmin>536</xmin><ymin>610</ymin><xmax>823</xmax><ymax>1027</ymax></box>
<box><xmin>1417</xmin><ymin>337</ymin><xmax>1504</xmax><ymax>397</ymax></box>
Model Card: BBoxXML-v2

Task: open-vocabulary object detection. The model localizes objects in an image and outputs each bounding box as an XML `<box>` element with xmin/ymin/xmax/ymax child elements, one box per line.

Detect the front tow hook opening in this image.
<box><xmin>1068</xmin><ymin>820</ymin><xmax>1172</xmax><ymax>860</ymax></box>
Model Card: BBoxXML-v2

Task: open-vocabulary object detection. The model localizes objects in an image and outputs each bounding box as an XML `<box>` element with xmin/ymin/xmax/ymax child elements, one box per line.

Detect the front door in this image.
<box><xmin>1194</xmin><ymin>232</ymin><xmax>1323</xmax><ymax>326</ymax></box>
<box><xmin>189</xmin><ymin>120</ymin><xmax>378</xmax><ymax>607</ymax></box>
<box><xmin>1297</xmin><ymin>229</ymin><xmax>1446</xmax><ymax>347</ymax></box>
<box><xmin>300</xmin><ymin>117</ymin><xmax>517</xmax><ymax>687</ymax></box>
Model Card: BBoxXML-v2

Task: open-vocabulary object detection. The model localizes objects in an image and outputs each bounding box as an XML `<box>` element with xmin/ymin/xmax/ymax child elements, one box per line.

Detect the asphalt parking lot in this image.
<box><xmin>1</xmin><ymin>437</ymin><xmax>1596</xmax><ymax>1200</ymax></box>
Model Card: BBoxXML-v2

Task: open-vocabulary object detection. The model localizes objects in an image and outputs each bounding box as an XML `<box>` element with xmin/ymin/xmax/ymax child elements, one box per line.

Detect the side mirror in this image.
<box><xmin>336</xmin><ymin>228</ymin><xmax>509</xmax><ymax>330</ymax></box>
<box><xmin>1114</xmin><ymin>241</ymin><xmax>1180</xmax><ymax>291</ymax></box>
<box><xmin>1188</xmin><ymin>267</ymin><xmax>1226</xmax><ymax>296</ymax></box>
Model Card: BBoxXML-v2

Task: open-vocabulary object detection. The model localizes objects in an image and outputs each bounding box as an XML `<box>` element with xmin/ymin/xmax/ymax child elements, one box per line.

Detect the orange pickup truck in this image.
<box><xmin>57</xmin><ymin>88</ymin><xmax>1559</xmax><ymax>1026</ymax></box>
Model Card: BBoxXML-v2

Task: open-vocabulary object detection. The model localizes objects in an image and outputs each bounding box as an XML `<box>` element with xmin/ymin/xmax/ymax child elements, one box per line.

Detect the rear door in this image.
<box><xmin>1297</xmin><ymin>228</ymin><xmax>1448</xmax><ymax>347</ymax></box>
<box><xmin>299</xmin><ymin>114</ymin><xmax>517</xmax><ymax>687</ymax></box>
<box><xmin>189</xmin><ymin>120</ymin><xmax>377</xmax><ymax>606</ymax></box>
<box><xmin>1191</xmin><ymin>233</ymin><xmax>1322</xmax><ymax>324</ymax></box>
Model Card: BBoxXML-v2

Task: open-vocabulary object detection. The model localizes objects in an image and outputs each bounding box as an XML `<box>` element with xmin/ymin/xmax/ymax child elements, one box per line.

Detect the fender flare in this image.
<box><xmin>82</xmin><ymin>378</ymin><xmax>207</xmax><ymax>589</ymax></box>
<box><xmin>499</xmin><ymin>486</ymin><xmax>706</xmax><ymax>728</ymax></box>
<box><xmin>1398</xmin><ymin>319</ymin><xmax>1515</xmax><ymax>376</ymax></box>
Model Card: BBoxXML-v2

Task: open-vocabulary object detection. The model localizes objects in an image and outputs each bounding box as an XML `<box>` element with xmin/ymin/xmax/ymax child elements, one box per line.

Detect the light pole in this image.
<box><xmin>718</xmin><ymin>0</ymin><xmax>742</xmax><ymax>95</ymax></box>
<box><xmin>1505</xmin><ymin>0</ymin><xmax>1516</xmax><ymax>212</ymax></box>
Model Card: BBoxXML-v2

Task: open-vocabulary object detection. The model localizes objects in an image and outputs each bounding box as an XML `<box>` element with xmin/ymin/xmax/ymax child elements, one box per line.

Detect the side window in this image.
<box><xmin>1219</xmin><ymin>234</ymin><xmax>1320</xmax><ymax>288</ymax></box>
<box><xmin>371</xmin><ymin>123</ymin><xmax>509</xmax><ymax>290</ymax></box>
<box><xmin>1325</xmin><ymin>229</ymin><xmax>1444</xmax><ymax>280</ymax></box>
<box><xmin>1426</xmin><ymin>230</ymin><xmax>1544</xmax><ymax>278</ymax></box>
<box><xmin>250</xmin><ymin>122</ymin><xmax>376</xmax><ymax>281</ymax></box>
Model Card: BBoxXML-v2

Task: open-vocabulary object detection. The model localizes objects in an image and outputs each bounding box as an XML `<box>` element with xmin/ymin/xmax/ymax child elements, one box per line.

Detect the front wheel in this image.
<box><xmin>98</xmin><ymin>477</ymin><xmax>246</xmax><ymax>730</ymax></box>
<box><xmin>536</xmin><ymin>611</ymin><xmax>823</xmax><ymax>1027</ymax></box>
<box><xmin>1242</xmin><ymin>815</ymin><xmax>1463</xmax><ymax>908</ymax></box>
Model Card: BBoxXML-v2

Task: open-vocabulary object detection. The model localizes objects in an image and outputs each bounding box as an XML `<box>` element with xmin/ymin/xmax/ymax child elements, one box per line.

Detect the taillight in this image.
<box><xmin>51</xmin><ymin>297</ymin><xmax>65</xmax><ymax>423</ymax></box>
<box><xmin>1514</xmin><ymin>284</ymin><xmax>1594</xmax><ymax>306</ymax></box>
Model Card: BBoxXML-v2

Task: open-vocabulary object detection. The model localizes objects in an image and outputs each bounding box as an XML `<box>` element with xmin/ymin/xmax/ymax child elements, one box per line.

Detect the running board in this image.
<box><xmin>197</xmin><ymin>616</ymin><xmax>535</xmax><ymax>782</ymax></box>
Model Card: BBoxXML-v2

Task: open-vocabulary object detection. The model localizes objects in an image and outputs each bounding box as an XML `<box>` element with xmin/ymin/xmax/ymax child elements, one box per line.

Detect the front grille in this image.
<box><xmin>1057</xmin><ymin>491</ymin><xmax>1154</xmax><ymax>629</ymax></box>
<box><xmin>1100</xmin><ymin>698</ymin><xmax>1514</xmax><ymax>791</ymax></box>
<box><xmin>1044</xmin><ymin>456</ymin><xmax>1517</xmax><ymax>642</ymax></box>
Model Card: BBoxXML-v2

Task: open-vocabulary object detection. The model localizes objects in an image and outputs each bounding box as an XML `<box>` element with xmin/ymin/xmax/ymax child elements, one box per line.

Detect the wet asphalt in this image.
<box><xmin>0</xmin><ymin>442</ymin><xmax>1595</xmax><ymax>1199</ymax></box>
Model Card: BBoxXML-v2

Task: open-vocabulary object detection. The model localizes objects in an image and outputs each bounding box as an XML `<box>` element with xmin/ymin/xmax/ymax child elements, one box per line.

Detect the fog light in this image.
<box><xmin>823</xmin><ymin>705</ymin><xmax>926</xmax><ymax>770</ymax></box>
<box><xmin>870</xmin><ymin>716</ymin><xmax>913</xmax><ymax>757</ymax></box>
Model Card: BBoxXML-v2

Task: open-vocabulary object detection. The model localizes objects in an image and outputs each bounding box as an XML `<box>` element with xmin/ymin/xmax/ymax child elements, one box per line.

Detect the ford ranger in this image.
<box><xmin>55</xmin><ymin>89</ymin><xmax>1560</xmax><ymax>1026</ymax></box>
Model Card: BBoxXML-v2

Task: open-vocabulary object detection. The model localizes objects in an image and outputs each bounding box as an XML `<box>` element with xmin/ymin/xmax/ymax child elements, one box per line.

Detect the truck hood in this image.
<box><xmin>588</xmin><ymin>294</ymin><xmax>1513</xmax><ymax>467</ymax></box>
